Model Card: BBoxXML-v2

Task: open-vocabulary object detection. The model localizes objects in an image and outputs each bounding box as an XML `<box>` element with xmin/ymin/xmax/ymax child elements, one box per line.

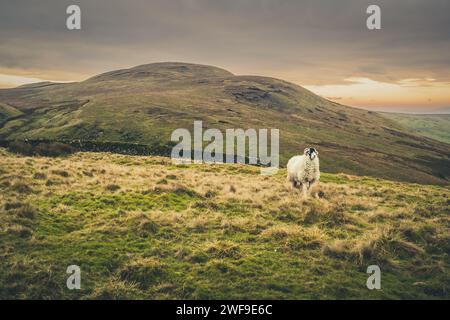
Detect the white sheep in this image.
<box><xmin>287</xmin><ymin>147</ymin><xmax>320</xmax><ymax>197</ymax></box>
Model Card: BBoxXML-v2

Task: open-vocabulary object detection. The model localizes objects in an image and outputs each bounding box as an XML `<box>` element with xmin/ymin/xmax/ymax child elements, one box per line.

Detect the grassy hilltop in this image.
<box><xmin>0</xmin><ymin>62</ymin><xmax>449</xmax><ymax>185</ymax></box>
<box><xmin>0</xmin><ymin>148</ymin><xmax>448</xmax><ymax>299</ymax></box>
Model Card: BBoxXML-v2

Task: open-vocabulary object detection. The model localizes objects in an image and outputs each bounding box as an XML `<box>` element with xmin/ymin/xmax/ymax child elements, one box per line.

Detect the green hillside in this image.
<box><xmin>0</xmin><ymin>149</ymin><xmax>448</xmax><ymax>299</ymax></box>
<box><xmin>0</xmin><ymin>62</ymin><xmax>449</xmax><ymax>185</ymax></box>
<box><xmin>0</xmin><ymin>103</ymin><xmax>23</xmax><ymax>123</ymax></box>
<box><xmin>382</xmin><ymin>113</ymin><xmax>450</xmax><ymax>144</ymax></box>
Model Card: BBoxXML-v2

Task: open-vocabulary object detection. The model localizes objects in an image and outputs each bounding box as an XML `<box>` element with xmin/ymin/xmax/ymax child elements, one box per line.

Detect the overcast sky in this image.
<box><xmin>1</xmin><ymin>0</ymin><xmax>449</xmax><ymax>112</ymax></box>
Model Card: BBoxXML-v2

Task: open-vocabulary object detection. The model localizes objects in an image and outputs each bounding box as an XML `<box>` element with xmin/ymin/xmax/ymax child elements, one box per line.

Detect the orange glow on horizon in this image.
<box><xmin>304</xmin><ymin>77</ymin><xmax>450</xmax><ymax>111</ymax></box>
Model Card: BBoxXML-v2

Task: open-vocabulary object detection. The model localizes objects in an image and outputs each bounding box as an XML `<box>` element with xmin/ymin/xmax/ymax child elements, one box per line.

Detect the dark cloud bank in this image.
<box><xmin>1</xmin><ymin>0</ymin><xmax>449</xmax><ymax>110</ymax></box>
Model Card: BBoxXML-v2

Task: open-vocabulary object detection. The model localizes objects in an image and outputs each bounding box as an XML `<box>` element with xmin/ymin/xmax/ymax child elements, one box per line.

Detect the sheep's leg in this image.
<box><xmin>300</xmin><ymin>183</ymin><xmax>308</xmax><ymax>198</ymax></box>
<box><xmin>289</xmin><ymin>178</ymin><xmax>299</xmax><ymax>190</ymax></box>
<box><xmin>287</xmin><ymin>175</ymin><xmax>297</xmax><ymax>190</ymax></box>
<box><xmin>308</xmin><ymin>180</ymin><xmax>318</xmax><ymax>198</ymax></box>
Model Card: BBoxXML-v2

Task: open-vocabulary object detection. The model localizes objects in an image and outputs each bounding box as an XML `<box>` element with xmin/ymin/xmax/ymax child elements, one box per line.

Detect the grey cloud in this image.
<box><xmin>0</xmin><ymin>0</ymin><xmax>449</xmax><ymax>84</ymax></box>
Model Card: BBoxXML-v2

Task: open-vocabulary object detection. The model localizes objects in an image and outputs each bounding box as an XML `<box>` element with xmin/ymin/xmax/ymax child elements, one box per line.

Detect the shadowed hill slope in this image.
<box><xmin>0</xmin><ymin>62</ymin><xmax>449</xmax><ymax>184</ymax></box>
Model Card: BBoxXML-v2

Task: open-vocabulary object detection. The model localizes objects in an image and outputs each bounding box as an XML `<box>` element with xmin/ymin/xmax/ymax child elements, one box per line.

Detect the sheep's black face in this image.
<box><xmin>305</xmin><ymin>147</ymin><xmax>318</xmax><ymax>160</ymax></box>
